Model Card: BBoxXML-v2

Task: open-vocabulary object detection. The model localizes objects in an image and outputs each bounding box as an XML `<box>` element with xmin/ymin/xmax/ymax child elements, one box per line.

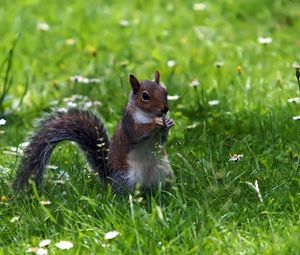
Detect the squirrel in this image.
<box><xmin>14</xmin><ymin>71</ymin><xmax>175</xmax><ymax>194</ymax></box>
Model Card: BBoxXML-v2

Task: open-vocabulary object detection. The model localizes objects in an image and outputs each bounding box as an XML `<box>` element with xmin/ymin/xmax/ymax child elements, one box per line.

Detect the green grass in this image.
<box><xmin>1</xmin><ymin>0</ymin><xmax>300</xmax><ymax>254</ymax></box>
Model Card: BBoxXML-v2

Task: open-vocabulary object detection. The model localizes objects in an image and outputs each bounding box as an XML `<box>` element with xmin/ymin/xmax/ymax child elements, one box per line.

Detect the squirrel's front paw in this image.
<box><xmin>163</xmin><ymin>118</ymin><xmax>175</xmax><ymax>129</ymax></box>
<box><xmin>154</xmin><ymin>117</ymin><xmax>165</xmax><ymax>127</ymax></box>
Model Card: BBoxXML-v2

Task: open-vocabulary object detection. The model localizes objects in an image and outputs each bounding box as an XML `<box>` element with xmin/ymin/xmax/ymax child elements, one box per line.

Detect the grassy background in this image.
<box><xmin>1</xmin><ymin>0</ymin><xmax>300</xmax><ymax>254</ymax></box>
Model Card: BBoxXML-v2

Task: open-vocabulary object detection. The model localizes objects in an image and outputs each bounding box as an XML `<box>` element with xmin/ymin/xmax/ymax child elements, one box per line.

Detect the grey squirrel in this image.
<box><xmin>14</xmin><ymin>71</ymin><xmax>175</xmax><ymax>194</ymax></box>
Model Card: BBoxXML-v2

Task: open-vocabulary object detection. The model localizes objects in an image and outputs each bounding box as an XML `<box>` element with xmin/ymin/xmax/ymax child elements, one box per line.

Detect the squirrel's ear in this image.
<box><xmin>154</xmin><ymin>70</ymin><xmax>160</xmax><ymax>84</ymax></box>
<box><xmin>129</xmin><ymin>74</ymin><xmax>140</xmax><ymax>94</ymax></box>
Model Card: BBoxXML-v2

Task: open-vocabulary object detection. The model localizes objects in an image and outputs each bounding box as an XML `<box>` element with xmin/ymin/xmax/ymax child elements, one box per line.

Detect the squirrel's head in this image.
<box><xmin>129</xmin><ymin>71</ymin><xmax>169</xmax><ymax>117</ymax></box>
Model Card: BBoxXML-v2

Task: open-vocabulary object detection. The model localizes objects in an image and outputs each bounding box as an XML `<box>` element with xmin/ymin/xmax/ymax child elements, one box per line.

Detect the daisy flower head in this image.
<box><xmin>189</xmin><ymin>79</ymin><xmax>200</xmax><ymax>88</ymax></box>
<box><xmin>292</xmin><ymin>116</ymin><xmax>300</xmax><ymax>121</ymax></box>
<box><xmin>39</xmin><ymin>200</ymin><xmax>51</xmax><ymax>205</ymax></box>
<box><xmin>229</xmin><ymin>154</ymin><xmax>243</xmax><ymax>162</ymax></box>
<box><xmin>55</xmin><ymin>241</ymin><xmax>73</xmax><ymax>250</ymax></box>
<box><xmin>0</xmin><ymin>119</ymin><xmax>6</xmax><ymax>126</ymax></box>
<box><xmin>215</xmin><ymin>61</ymin><xmax>224</xmax><ymax>68</ymax></box>
<box><xmin>258</xmin><ymin>37</ymin><xmax>272</xmax><ymax>45</ymax></box>
<box><xmin>167</xmin><ymin>95</ymin><xmax>179</xmax><ymax>101</ymax></box>
<box><xmin>39</xmin><ymin>240</ymin><xmax>51</xmax><ymax>248</ymax></box>
<box><xmin>10</xmin><ymin>216</ymin><xmax>20</xmax><ymax>223</ymax></box>
<box><xmin>119</xmin><ymin>20</ymin><xmax>129</xmax><ymax>27</ymax></box>
<box><xmin>26</xmin><ymin>247</ymin><xmax>48</xmax><ymax>254</ymax></box>
<box><xmin>37</xmin><ymin>22</ymin><xmax>50</xmax><ymax>31</ymax></box>
<box><xmin>193</xmin><ymin>3</ymin><xmax>207</xmax><ymax>11</ymax></box>
<box><xmin>288</xmin><ymin>97</ymin><xmax>300</xmax><ymax>104</ymax></box>
<box><xmin>167</xmin><ymin>60</ymin><xmax>176</xmax><ymax>68</ymax></box>
<box><xmin>208</xmin><ymin>100</ymin><xmax>220</xmax><ymax>106</ymax></box>
<box><xmin>104</xmin><ymin>230</ymin><xmax>119</xmax><ymax>240</ymax></box>
<box><xmin>65</xmin><ymin>38</ymin><xmax>76</xmax><ymax>46</ymax></box>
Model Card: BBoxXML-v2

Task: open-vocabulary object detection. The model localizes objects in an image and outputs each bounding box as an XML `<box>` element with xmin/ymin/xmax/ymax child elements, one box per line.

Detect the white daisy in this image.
<box><xmin>36</xmin><ymin>248</ymin><xmax>48</xmax><ymax>255</ymax></box>
<box><xmin>65</xmin><ymin>38</ymin><xmax>76</xmax><ymax>46</ymax></box>
<box><xmin>258</xmin><ymin>37</ymin><xmax>272</xmax><ymax>45</ymax></box>
<box><xmin>215</xmin><ymin>61</ymin><xmax>224</xmax><ymax>68</ymax></box>
<box><xmin>229</xmin><ymin>154</ymin><xmax>243</xmax><ymax>162</ymax></box>
<box><xmin>189</xmin><ymin>79</ymin><xmax>200</xmax><ymax>88</ymax></box>
<box><xmin>288</xmin><ymin>97</ymin><xmax>300</xmax><ymax>104</ymax></box>
<box><xmin>104</xmin><ymin>230</ymin><xmax>119</xmax><ymax>240</ymax></box>
<box><xmin>70</xmin><ymin>75</ymin><xmax>89</xmax><ymax>84</ymax></box>
<box><xmin>167</xmin><ymin>60</ymin><xmax>176</xmax><ymax>68</ymax></box>
<box><xmin>193</xmin><ymin>3</ymin><xmax>207</xmax><ymax>11</ymax></box>
<box><xmin>119</xmin><ymin>20</ymin><xmax>129</xmax><ymax>27</ymax></box>
<box><xmin>10</xmin><ymin>216</ymin><xmax>20</xmax><ymax>223</ymax></box>
<box><xmin>0</xmin><ymin>119</ymin><xmax>6</xmax><ymax>126</ymax></box>
<box><xmin>292</xmin><ymin>116</ymin><xmax>300</xmax><ymax>121</ymax></box>
<box><xmin>26</xmin><ymin>247</ymin><xmax>48</xmax><ymax>254</ymax></box>
<box><xmin>292</xmin><ymin>63</ymin><xmax>300</xmax><ymax>69</ymax></box>
<box><xmin>39</xmin><ymin>240</ymin><xmax>51</xmax><ymax>248</ymax></box>
<box><xmin>55</xmin><ymin>241</ymin><xmax>74</xmax><ymax>250</ymax></box>
<box><xmin>39</xmin><ymin>200</ymin><xmax>51</xmax><ymax>205</ymax></box>
<box><xmin>167</xmin><ymin>95</ymin><xmax>179</xmax><ymax>101</ymax></box>
<box><xmin>37</xmin><ymin>22</ymin><xmax>50</xmax><ymax>31</ymax></box>
<box><xmin>70</xmin><ymin>75</ymin><xmax>101</xmax><ymax>84</ymax></box>
<box><xmin>208</xmin><ymin>100</ymin><xmax>220</xmax><ymax>106</ymax></box>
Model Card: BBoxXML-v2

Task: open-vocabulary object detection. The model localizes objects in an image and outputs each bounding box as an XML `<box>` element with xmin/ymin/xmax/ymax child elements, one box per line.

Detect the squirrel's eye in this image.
<box><xmin>142</xmin><ymin>92</ymin><xmax>150</xmax><ymax>101</ymax></box>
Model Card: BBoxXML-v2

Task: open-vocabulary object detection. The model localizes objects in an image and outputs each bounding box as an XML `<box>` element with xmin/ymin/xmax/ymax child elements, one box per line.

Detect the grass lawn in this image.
<box><xmin>1</xmin><ymin>0</ymin><xmax>300</xmax><ymax>254</ymax></box>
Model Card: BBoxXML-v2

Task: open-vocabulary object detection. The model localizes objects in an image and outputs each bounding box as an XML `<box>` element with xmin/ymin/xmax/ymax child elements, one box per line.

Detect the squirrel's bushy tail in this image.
<box><xmin>14</xmin><ymin>108</ymin><xmax>110</xmax><ymax>189</ymax></box>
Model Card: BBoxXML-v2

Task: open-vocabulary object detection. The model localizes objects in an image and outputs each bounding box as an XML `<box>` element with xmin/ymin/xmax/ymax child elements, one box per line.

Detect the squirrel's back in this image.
<box><xmin>14</xmin><ymin>108</ymin><xmax>110</xmax><ymax>189</ymax></box>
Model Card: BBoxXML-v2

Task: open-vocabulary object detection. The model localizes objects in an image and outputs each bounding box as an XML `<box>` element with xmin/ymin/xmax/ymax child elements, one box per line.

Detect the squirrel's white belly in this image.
<box><xmin>126</xmin><ymin>134</ymin><xmax>172</xmax><ymax>189</ymax></box>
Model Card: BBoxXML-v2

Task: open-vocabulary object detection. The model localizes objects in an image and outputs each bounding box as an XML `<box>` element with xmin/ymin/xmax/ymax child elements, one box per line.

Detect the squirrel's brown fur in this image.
<box><xmin>14</xmin><ymin>109</ymin><xmax>110</xmax><ymax>188</ymax></box>
<box><xmin>14</xmin><ymin>71</ymin><xmax>174</xmax><ymax>194</ymax></box>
